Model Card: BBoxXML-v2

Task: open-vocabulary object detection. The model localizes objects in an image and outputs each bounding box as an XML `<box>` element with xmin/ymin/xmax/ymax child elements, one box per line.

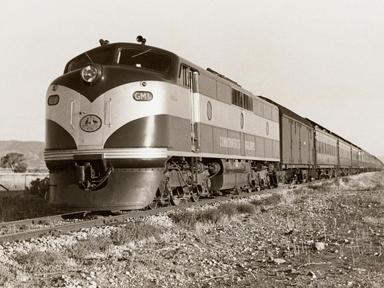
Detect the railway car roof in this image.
<box><xmin>258</xmin><ymin>96</ymin><xmax>313</xmax><ymax>127</ymax></box>
<box><xmin>305</xmin><ymin>118</ymin><xmax>362</xmax><ymax>150</ymax></box>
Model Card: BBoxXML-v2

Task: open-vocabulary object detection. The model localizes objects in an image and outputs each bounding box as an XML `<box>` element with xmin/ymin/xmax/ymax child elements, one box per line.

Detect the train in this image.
<box><xmin>44</xmin><ymin>36</ymin><xmax>383</xmax><ymax>211</ymax></box>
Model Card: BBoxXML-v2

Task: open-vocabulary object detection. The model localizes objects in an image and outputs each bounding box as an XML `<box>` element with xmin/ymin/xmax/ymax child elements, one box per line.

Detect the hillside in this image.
<box><xmin>0</xmin><ymin>140</ymin><xmax>46</xmax><ymax>170</ymax></box>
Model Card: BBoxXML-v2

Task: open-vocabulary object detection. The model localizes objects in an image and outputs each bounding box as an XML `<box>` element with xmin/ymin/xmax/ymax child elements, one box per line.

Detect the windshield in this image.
<box><xmin>117</xmin><ymin>48</ymin><xmax>171</xmax><ymax>74</ymax></box>
<box><xmin>65</xmin><ymin>49</ymin><xmax>115</xmax><ymax>72</ymax></box>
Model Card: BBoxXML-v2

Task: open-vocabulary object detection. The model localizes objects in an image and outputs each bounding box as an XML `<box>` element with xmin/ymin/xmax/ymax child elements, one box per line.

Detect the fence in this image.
<box><xmin>0</xmin><ymin>173</ymin><xmax>49</xmax><ymax>191</ymax></box>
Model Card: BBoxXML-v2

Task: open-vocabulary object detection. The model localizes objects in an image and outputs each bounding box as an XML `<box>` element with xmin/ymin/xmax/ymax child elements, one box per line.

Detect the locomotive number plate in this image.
<box><xmin>80</xmin><ymin>114</ymin><xmax>102</xmax><ymax>132</ymax></box>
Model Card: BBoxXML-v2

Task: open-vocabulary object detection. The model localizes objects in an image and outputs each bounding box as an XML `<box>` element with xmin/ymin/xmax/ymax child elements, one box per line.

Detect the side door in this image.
<box><xmin>281</xmin><ymin>116</ymin><xmax>292</xmax><ymax>163</ymax></box>
<box><xmin>182</xmin><ymin>65</ymin><xmax>200</xmax><ymax>152</ymax></box>
<box><xmin>291</xmin><ymin>121</ymin><xmax>299</xmax><ymax>164</ymax></box>
<box><xmin>300</xmin><ymin>125</ymin><xmax>310</xmax><ymax>164</ymax></box>
<box><xmin>308</xmin><ymin>128</ymin><xmax>313</xmax><ymax>164</ymax></box>
<box><xmin>298</xmin><ymin>123</ymin><xmax>302</xmax><ymax>164</ymax></box>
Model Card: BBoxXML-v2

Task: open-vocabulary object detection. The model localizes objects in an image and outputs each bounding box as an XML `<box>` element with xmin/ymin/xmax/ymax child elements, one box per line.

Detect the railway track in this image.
<box><xmin>0</xmin><ymin>184</ymin><xmax>292</xmax><ymax>244</ymax></box>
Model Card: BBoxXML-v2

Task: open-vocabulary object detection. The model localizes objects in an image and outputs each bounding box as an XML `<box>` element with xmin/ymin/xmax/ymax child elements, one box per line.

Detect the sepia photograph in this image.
<box><xmin>0</xmin><ymin>0</ymin><xmax>383</xmax><ymax>287</ymax></box>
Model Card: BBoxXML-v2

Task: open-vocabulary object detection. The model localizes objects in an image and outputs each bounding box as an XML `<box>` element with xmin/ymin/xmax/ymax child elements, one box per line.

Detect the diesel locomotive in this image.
<box><xmin>44</xmin><ymin>37</ymin><xmax>383</xmax><ymax>210</ymax></box>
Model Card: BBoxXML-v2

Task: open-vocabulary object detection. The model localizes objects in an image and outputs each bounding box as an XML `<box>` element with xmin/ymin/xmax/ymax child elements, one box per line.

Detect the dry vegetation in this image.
<box><xmin>0</xmin><ymin>171</ymin><xmax>383</xmax><ymax>287</ymax></box>
<box><xmin>0</xmin><ymin>191</ymin><xmax>59</xmax><ymax>222</ymax></box>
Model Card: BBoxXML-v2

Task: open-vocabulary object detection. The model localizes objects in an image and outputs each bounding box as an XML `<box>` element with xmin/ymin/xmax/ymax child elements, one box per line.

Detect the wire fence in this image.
<box><xmin>0</xmin><ymin>173</ymin><xmax>49</xmax><ymax>191</ymax></box>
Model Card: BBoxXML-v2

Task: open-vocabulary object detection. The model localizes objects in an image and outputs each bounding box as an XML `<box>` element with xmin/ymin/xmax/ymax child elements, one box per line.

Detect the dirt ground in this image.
<box><xmin>0</xmin><ymin>171</ymin><xmax>383</xmax><ymax>287</ymax></box>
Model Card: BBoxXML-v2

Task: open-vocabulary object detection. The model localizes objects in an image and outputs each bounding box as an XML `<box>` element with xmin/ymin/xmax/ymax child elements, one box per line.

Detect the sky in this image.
<box><xmin>0</xmin><ymin>0</ymin><xmax>383</xmax><ymax>156</ymax></box>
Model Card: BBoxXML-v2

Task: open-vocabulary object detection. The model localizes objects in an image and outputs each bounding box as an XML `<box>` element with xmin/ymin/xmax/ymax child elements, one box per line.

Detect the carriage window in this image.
<box><xmin>243</xmin><ymin>94</ymin><xmax>253</xmax><ymax>111</ymax></box>
<box><xmin>255</xmin><ymin>100</ymin><xmax>264</xmax><ymax>117</ymax></box>
<box><xmin>232</xmin><ymin>90</ymin><xmax>241</xmax><ymax>106</ymax></box>
<box><xmin>118</xmin><ymin>49</ymin><xmax>171</xmax><ymax>74</ymax></box>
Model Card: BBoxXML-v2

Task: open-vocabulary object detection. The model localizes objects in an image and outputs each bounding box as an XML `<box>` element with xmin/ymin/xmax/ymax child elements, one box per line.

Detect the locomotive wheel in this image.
<box><xmin>147</xmin><ymin>200</ymin><xmax>158</xmax><ymax>210</ymax></box>
<box><xmin>259</xmin><ymin>179</ymin><xmax>265</xmax><ymax>190</ymax></box>
<box><xmin>147</xmin><ymin>188</ymin><xmax>164</xmax><ymax>209</ymax></box>
<box><xmin>233</xmin><ymin>187</ymin><xmax>240</xmax><ymax>195</ymax></box>
<box><xmin>190</xmin><ymin>186</ymin><xmax>200</xmax><ymax>202</ymax></box>
<box><xmin>170</xmin><ymin>188</ymin><xmax>182</xmax><ymax>206</ymax></box>
<box><xmin>170</xmin><ymin>195</ymin><xmax>181</xmax><ymax>206</ymax></box>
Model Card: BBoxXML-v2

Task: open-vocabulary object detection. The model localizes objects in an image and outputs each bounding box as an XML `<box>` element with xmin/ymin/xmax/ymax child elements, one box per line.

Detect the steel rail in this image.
<box><xmin>0</xmin><ymin>211</ymin><xmax>90</xmax><ymax>229</ymax></box>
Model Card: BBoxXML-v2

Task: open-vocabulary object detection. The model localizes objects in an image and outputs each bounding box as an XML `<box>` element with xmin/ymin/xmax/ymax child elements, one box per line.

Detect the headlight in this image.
<box><xmin>81</xmin><ymin>64</ymin><xmax>102</xmax><ymax>83</ymax></box>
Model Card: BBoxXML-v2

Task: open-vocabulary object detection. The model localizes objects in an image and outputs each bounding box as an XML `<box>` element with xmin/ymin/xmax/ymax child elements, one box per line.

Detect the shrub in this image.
<box><xmin>28</xmin><ymin>177</ymin><xmax>49</xmax><ymax>198</ymax></box>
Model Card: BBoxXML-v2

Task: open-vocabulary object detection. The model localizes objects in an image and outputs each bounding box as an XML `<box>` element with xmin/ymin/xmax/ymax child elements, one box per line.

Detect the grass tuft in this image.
<box><xmin>235</xmin><ymin>202</ymin><xmax>257</xmax><ymax>214</ymax></box>
<box><xmin>250</xmin><ymin>193</ymin><xmax>282</xmax><ymax>207</ymax></box>
<box><xmin>170</xmin><ymin>201</ymin><xmax>258</xmax><ymax>226</ymax></box>
<box><xmin>0</xmin><ymin>265</ymin><xmax>15</xmax><ymax>285</ymax></box>
<box><xmin>65</xmin><ymin>222</ymin><xmax>163</xmax><ymax>261</ymax></box>
<box><xmin>14</xmin><ymin>249</ymin><xmax>64</xmax><ymax>273</ymax></box>
<box><xmin>111</xmin><ymin>222</ymin><xmax>163</xmax><ymax>245</ymax></box>
<box><xmin>170</xmin><ymin>208</ymin><xmax>219</xmax><ymax>226</ymax></box>
<box><xmin>66</xmin><ymin>236</ymin><xmax>112</xmax><ymax>260</ymax></box>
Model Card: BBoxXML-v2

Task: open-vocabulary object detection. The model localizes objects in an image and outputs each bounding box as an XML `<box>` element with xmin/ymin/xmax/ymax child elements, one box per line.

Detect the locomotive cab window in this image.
<box><xmin>65</xmin><ymin>48</ymin><xmax>115</xmax><ymax>73</ymax></box>
<box><xmin>118</xmin><ymin>48</ymin><xmax>171</xmax><ymax>74</ymax></box>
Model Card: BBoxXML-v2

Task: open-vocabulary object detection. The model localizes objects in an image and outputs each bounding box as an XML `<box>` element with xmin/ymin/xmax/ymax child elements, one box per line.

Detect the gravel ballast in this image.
<box><xmin>0</xmin><ymin>172</ymin><xmax>383</xmax><ymax>287</ymax></box>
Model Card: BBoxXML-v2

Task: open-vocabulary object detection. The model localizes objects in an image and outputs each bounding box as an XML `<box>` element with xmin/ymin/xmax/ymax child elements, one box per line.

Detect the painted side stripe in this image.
<box><xmin>169</xmin><ymin>150</ymin><xmax>279</xmax><ymax>162</ymax></box>
<box><xmin>45</xmin><ymin>148</ymin><xmax>168</xmax><ymax>160</ymax></box>
<box><xmin>45</xmin><ymin>148</ymin><xmax>279</xmax><ymax>162</ymax></box>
